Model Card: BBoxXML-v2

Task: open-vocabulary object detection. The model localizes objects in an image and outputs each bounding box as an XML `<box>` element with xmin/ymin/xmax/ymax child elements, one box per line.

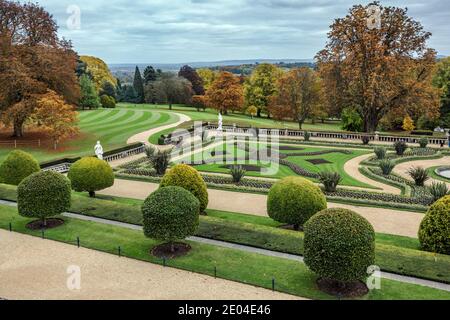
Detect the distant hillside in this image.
<box><xmin>109</xmin><ymin>59</ymin><xmax>314</xmax><ymax>73</ymax></box>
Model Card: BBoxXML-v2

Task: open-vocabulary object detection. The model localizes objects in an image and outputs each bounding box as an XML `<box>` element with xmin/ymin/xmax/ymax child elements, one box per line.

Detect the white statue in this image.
<box><xmin>94</xmin><ymin>141</ymin><xmax>104</xmax><ymax>160</ymax></box>
<box><xmin>218</xmin><ymin>112</ymin><xmax>223</xmax><ymax>131</ymax></box>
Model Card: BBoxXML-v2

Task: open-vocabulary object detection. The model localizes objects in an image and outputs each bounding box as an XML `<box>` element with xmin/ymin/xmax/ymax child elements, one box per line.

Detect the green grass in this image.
<box><xmin>0</xmin><ymin>107</ymin><xmax>179</xmax><ymax>163</ymax></box>
<box><xmin>177</xmin><ymin>141</ymin><xmax>375</xmax><ymax>188</ymax></box>
<box><xmin>0</xmin><ymin>204</ymin><xmax>448</xmax><ymax>300</ymax></box>
<box><xmin>2</xmin><ymin>183</ymin><xmax>447</xmax><ymax>284</ymax></box>
<box><xmin>427</xmin><ymin>166</ymin><xmax>450</xmax><ymax>183</ymax></box>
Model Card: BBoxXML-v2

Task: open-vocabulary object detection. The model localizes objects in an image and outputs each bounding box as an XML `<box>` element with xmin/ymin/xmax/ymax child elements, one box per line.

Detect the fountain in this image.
<box><xmin>436</xmin><ymin>167</ymin><xmax>450</xmax><ymax>179</ymax></box>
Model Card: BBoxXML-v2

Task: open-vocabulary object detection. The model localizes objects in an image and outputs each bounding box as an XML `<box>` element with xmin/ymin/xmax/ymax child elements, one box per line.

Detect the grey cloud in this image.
<box><xmin>33</xmin><ymin>0</ymin><xmax>450</xmax><ymax>63</ymax></box>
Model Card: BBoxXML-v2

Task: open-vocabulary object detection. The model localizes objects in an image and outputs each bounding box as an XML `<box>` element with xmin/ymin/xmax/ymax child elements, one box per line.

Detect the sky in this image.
<box><xmin>35</xmin><ymin>0</ymin><xmax>450</xmax><ymax>64</ymax></box>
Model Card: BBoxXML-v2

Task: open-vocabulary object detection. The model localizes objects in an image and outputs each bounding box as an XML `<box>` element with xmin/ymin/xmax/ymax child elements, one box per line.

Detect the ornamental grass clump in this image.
<box><xmin>379</xmin><ymin>159</ymin><xmax>395</xmax><ymax>175</ymax></box>
<box><xmin>317</xmin><ymin>171</ymin><xmax>342</xmax><ymax>193</ymax></box>
<box><xmin>230</xmin><ymin>165</ymin><xmax>246</xmax><ymax>183</ymax></box>
<box><xmin>427</xmin><ymin>182</ymin><xmax>449</xmax><ymax>202</ymax></box>
<box><xmin>374</xmin><ymin>147</ymin><xmax>387</xmax><ymax>160</ymax></box>
<box><xmin>407</xmin><ymin>166</ymin><xmax>429</xmax><ymax>186</ymax></box>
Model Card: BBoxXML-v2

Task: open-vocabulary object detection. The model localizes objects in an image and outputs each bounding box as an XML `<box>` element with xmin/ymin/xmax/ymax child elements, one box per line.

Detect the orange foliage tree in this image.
<box><xmin>269</xmin><ymin>68</ymin><xmax>322</xmax><ymax>130</ymax></box>
<box><xmin>0</xmin><ymin>1</ymin><xmax>80</xmax><ymax>137</ymax></box>
<box><xmin>316</xmin><ymin>2</ymin><xmax>440</xmax><ymax>132</ymax></box>
<box><xmin>205</xmin><ymin>72</ymin><xmax>244</xmax><ymax>114</ymax></box>
<box><xmin>31</xmin><ymin>90</ymin><xmax>79</xmax><ymax>149</ymax></box>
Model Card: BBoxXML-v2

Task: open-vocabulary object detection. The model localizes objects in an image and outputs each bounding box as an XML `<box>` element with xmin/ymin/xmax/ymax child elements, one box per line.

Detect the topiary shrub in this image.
<box><xmin>304</xmin><ymin>208</ymin><xmax>375</xmax><ymax>296</ymax></box>
<box><xmin>361</xmin><ymin>135</ymin><xmax>370</xmax><ymax>145</ymax></box>
<box><xmin>160</xmin><ymin>164</ymin><xmax>208</xmax><ymax>213</ymax></box>
<box><xmin>267</xmin><ymin>177</ymin><xmax>327</xmax><ymax>230</ymax></box>
<box><xmin>394</xmin><ymin>140</ymin><xmax>408</xmax><ymax>156</ymax></box>
<box><xmin>0</xmin><ymin>150</ymin><xmax>40</xmax><ymax>185</ymax></box>
<box><xmin>304</xmin><ymin>131</ymin><xmax>311</xmax><ymax>141</ymax></box>
<box><xmin>418</xmin><ymin>195</ymin><xmax>450</xmax><ymax>255</ymax></box>
<box><xmin>100</xmin><ymin>94</ymin><xmax>116</xmax><ymax>108</ymax></box>
<box><xmin>142</xmin><ymin>186</ymin><xmax>200</xmax><ymax>257</ymax></box>
<box><xmin>18</xmin><ymin>171</ymin><xmax>71</xmax><ymax>228</ymax></box>
<box><xmin>68</xmin><ymin>157</ymin><xmax>114</xmax><ymax>197</ymax></box>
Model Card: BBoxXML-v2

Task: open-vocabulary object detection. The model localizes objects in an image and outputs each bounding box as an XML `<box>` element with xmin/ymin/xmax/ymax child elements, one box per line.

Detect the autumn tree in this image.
<box><xmin>178</xmin><ymin>65</ymin><xmax>205</xmax><ymax>95</ymax></box>
<box><xmin>80</xmin><ymin>56</ymin><xmax>116</xmax><ymax>91</ymax></box>
<box><xmin>197</xmin><ymin>68</ymin><xmax>217</xmax><ymax>91</ymax></box>
<box><xmin>269</xmin><ymin>68</ymin><xmax>322</xmax><ymax>130</ymax></box>
<box><xmin>0</xmin><ymin>1</ymin><xmax>80</xmax><ymax>137</ymax></box>
<box><xmin>316</xmin><ymin>2</ymin><xmax>440</xmax><ymax>132</ymax></box>
<box><xmin>133</xmin><ymin>66</ymin><xmax>145</xmax><ymax>103</ymax></box>
<box><xmin>244</xmin><ymin>63</ymin><xmax>282</xmax><ymax>117</ymax></box>
<box><xmin>31</xmin><ymin>90</ymin><xmax>79</xmax><ymax>149</ymax></box>
<box><xmin>205</xmin><ymin>72</ymin><xmax>244</xmax><ymax>114</ymax></box>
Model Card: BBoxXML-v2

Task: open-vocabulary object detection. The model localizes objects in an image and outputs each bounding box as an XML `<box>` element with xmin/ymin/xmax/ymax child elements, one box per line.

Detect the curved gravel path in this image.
<box><xmin>344</xmin><ymin>154</ymin><xmax>402</xmax><ymax>195</ymax></box>
<box><xmin>127</xmin><ymin>112</ymin><xmax>191</xmax><ymax>146</ymax></box>
<box><xmin>393</xmin><ymin>156</ymin><xmax>450</xmax><ymax>187</ymax></box>
<box><xmin>0</xmin><ymin>230</ymin><xmax>302</xmax><ymax>300</ymax></box>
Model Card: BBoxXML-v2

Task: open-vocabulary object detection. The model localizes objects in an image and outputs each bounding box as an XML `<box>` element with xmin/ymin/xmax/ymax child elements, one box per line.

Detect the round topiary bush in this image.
<box><xmin>18</xmin><ymin>170</ymin><xmax>71</xmax><ymax>229</ymax></box>
<box><xmin>68</xmin><ymin>157</ymin><xmax>114</xmax><ymax>197</ymax></box>
<box><xmin>304</xmin><ymin>208</ymin><xmax>375</xmax><ymax>297</ymax></box>
<box><xmin>418</xmin><ymin>195</ymin><xmax>450</xmax><ymax>255</ymax></box>
<box><xmin>267</xmin><ymin>177</ymin><xmax>327</xmax><ymax>230</ymax></box>
<box><xmin>142</xmin><ymin>186</ymin><xmax>200</xmax><ymax>257</ymax></box>
<box><xmin>160</xmin><ymin>164</ymin><xmax>208</xmax><ymax>213</ymax></box>
<box><xmin>0</xmin><ymin>150</ymin><xmax>40</xmax><ymax>185</ymax></box>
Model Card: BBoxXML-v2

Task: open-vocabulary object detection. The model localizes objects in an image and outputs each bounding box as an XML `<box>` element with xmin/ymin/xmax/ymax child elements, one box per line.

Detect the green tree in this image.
<box><xmin>143</xmin><ymin>66</ymin><xmax>158</xmax><ymax>84</ymax></box>
<box><xmin>341</xmin><ymin>108</ymin><xmax>363</xmax><ymax>132</ymax></box>
<box><xmin>244</xmin><ymin>63</ymin><xmax>282</xmax><ymax>117</ymax></box>
<box><xmin>100</xmin><ymin>81</ymin><xmax>116</xmax><ymax>100</ymax></box>
<box><xmin>123</xmin><ymin>85</ymin><xmax>138</xmax><ymax>103</ymax></box>
<box><xmin>79</xmin><ymin>74</ymin><xmax>101</xmax><ymax>110</ymax></box>
<box><xmin>433</xmin><ymin>57</ymin><xmax>450</xmax><ymax>127</ymax></box>
<box><xmin>133</xmin><ymin>66</ymin><xmax>145</xmax><ymax>103</ymax></box>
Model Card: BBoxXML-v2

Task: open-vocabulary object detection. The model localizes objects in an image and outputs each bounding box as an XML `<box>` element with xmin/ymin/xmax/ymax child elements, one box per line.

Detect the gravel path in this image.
<box><xmin>344</xmin><ymin>154</ymin><xmax>402</xmax><ymax>195</ymax></box>
<box><xmin>393</xmin><ymin>156</ymin><xmax>450</xmax><ymax>187</ymax></box>
<box><xmin>99</xmin><ymin>179</ymin><xmax>424</xmax><ymax>238</ymax></box>
<box><xmin>0</xmin><ymin>229</ymin><xmax>302</xmax><ymax>300</ymax></box>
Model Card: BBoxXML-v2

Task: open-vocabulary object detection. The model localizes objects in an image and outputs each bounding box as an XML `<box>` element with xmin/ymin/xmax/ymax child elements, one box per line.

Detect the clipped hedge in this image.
<box><xmin>17</xmin><ymin>171</ymin><xmax>71</xmax><ymax>223</ymax></box>
<box><xmin>68</xmin><ymin>157</ymin><xmax>114</xmax><ymax>197</ymax></box>
<box><xmin>160</xmin><ymin>164</ymin><xmax>208</xmax><ymax>213</ymax></box>
<box><xmin>0</xmin><ymin>150</ymin><xmax>40</xmax><ymax>185</ymax></box>
<box><xmin>419</xmin><ymin>196</ymin><xmax>450</xmax><ymax>255</ymax></box>
<box><xmin>267</xmin><ymin>177</ymin><xmax>327</xmax><ymax>229</ymax></box>
<box><xmin>304</xmin><ymin>208</ymin><xmax>375</xmax><ymax>282</ymax></box>
<box><xmin>142</xmin><ymin>186</ymin><xmax>200</xmax><ymax>242</ymax></box>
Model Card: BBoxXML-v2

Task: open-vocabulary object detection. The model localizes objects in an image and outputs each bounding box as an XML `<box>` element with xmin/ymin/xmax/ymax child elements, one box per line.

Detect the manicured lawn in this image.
<box><xmin>1</xmin><ymin>183</ymin><xmax>447</xmax><ymax>285</ymax></box>
<box><xmin>0</xmin><ymin>204</ymin><xmax>448</xmax><ymax>300</ymax></box>
<box><xmin>0</xmin><ymin>108</ymin><xmax>179</xmax><ymax>163</ymax></box>
<box><xmin>120</xmin><ymin>103</ymin><xmax>345</xmax><ymax>132</ymax></box>
<box><xmin>177</xmin><ymin>141</ymin><xmax>375</xmax><ymax>188</ymax></box>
